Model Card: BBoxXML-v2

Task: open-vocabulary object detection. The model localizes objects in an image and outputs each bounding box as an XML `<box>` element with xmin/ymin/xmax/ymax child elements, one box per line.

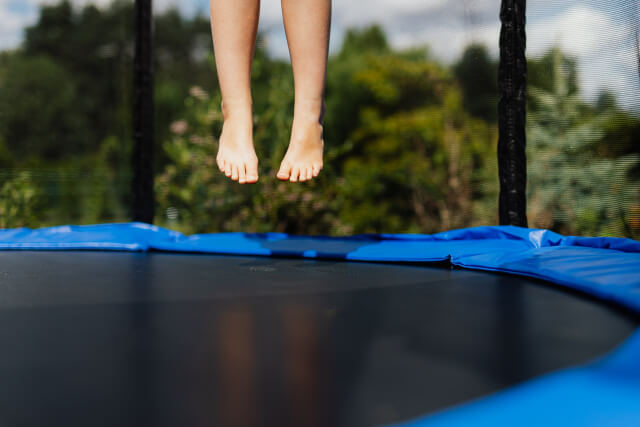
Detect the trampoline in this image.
<box><xmin>1</xmin><ymin>0</ymin><xmax>640</xmax><ymax>426</ymax></box>
<box><xmin>0</xmin><ymin>224</ymin><xmax>639</xmax><ymax>426</ymax></box>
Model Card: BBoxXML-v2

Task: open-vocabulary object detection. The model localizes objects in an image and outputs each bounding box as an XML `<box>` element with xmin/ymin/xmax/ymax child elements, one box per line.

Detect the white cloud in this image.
<box><xmin>528</xmin><ymin>5</ymin><xmax>627</xmax><ymax>57</ymax></box>
<box><xmin>388</xmin><ymin>2</ymin><xmax>501</xmax><ymax>62</ymax></box>
<box><xmin>528</xmin><ymin>4</ymin><xmax>640</xmax><ymax>110</ymax></box>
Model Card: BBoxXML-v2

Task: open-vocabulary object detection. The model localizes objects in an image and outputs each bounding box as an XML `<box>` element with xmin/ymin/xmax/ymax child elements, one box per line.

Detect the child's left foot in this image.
<box><xmin>277</xmin><ymin>112</ymin><xmax>325</xmax><ymax>182</ymax></box>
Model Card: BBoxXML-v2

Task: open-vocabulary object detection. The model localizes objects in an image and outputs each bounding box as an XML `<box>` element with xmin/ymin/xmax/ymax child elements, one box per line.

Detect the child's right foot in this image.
<box><xmin>216</xmin><ymin>100</ymin><xmax>259</xmax><ymax>184</ymax></box>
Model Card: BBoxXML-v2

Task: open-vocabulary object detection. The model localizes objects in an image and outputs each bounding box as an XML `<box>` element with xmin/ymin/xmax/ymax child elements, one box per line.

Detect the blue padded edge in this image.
<box><xmin>1</xmin><ymin>223</ymin><xmax>637</xmax><ymax>311</ymax></box>
<box><xmin>0</xmin><ymin>223</ymin><xmax>183</xmax><ymax>252</ymax></box>
<box><xmin>390</xmin><ymin>327</ymin><xmax>640</xmax><ymax>427</ymax></box>
<box><xmin>1</xmin><ymin>222</ymin><xmax>639</xmax><ymax>425</ymax></box>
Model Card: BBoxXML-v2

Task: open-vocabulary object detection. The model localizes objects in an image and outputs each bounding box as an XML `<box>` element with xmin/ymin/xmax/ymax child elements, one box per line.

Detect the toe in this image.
<box><xmin>231</xmin><ymin>165</ymin><xmax>239</xmax><ymax>181</ymax></box>
<box><xmin>290</xmin><ymin>167</ymin><xmax>300</xmax><ymax>183</ymax></box>
<box><xmin>217</xmin><ymin>157</ymin><xmax>224</xmax><ymax>172</ymax></box>
<box><xmin>246</xmin><ymin>172</ymin><xmax>258</xmax><ymax>183</ymax></box>
<box><xmin>277</xmin><ymin>162</ymin><xmax>292</xmax><ymax>181</ymax></box>
<box><xmin>305</xmin><ymin>166</ymin><xmax>313</xmax><ymax>181</ymax></box>
<box><xmin>246</xmin><ymin>160</ymin><xmax>259</xmax><ymax>183</ymax></box>
<box><xmin>312</xmin><ymin>164</ymin><xmax>322</xmax><ymax>177</ymax></box>
<box><xmin>225</xmin><ymin>163</ymin><xmax>232</xmax><ymax>177</ymax></box>
<box><xmin>299</xmin><ymin>167</ymin><xmax>308</xmax><ymax>182</ymax></box>
<box><xmin>246</xmin><ymin>175</ymin><xmax>258</xmax><ymax>184</ymax></box>
<box><xmin>238</xmin><ymin>163</ymin><xmax>247</xmax><ymax>184</ymax></box>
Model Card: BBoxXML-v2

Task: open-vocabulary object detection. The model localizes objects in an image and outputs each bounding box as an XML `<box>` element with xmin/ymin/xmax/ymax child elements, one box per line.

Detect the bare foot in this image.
<box><xmin>216</xmin><ymin>100</ymin><xmax>259</xmax><ymax>184</ymax></box>
<box><xmin>277</xmin><ymin>112</ymin><xmax>325</xmax><ymax>183</ymax></box>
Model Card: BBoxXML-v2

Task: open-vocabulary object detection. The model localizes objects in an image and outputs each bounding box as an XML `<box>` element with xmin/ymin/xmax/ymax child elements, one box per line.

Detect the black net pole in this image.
<box><xmin>498</xmin><ymin>0</ymin><xmax>528</xmax><ymax>227</ymax></box>
<box><xmin>132</xmin><ymin>0</ymin><xmax>155</xmax><ymax>223</ymax></box>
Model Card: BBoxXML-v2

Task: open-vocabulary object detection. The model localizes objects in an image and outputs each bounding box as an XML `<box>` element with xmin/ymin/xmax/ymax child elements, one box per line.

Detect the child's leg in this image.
<box><xmin>277</xmin><ymin>0</ymin><xmax>332</xmax><ymax>182</ymax></box>
<box><xmin>210</xmin><ymin>0</ymin><xmax>260</xmax><ymax>184</ymax></box>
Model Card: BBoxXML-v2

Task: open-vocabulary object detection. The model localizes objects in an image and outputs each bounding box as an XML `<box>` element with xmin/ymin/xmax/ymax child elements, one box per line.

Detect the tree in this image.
<box><xmin>0</xmin><ymin>54</ymin><xmax>86</xmax><ymax>163</ymax></box>
<box><xmin>20</xmin><ymin>0</ymin><xmax>218</xmax><ymax>168</ymax></box>
<box><xmin>0</xmin><ymin>0</ymin><xmax>222</xmax><ymax>225</ymax></box>
<box><xmin>527</xmin><ymin>48</ymin><xmax>640</xmax><ymax>238</ymax></box>
<box><xmin>528</xmin><ymin>46</ymin><xmax>579</xmax><ymax>96</ymax></box>
<box><xmin>155</xmin><ymin>26</ymin><xmax>499</xmax><ymax>235</ymax></box>
<box><xmin>336</xmin><ymin>49</ymin><xmax>497</xmax><ymax>233</ymax></box>
<box><xmin>453</xmin><ymin>44</ymin><xmax>499</xmax><ymax>123</ymax></box>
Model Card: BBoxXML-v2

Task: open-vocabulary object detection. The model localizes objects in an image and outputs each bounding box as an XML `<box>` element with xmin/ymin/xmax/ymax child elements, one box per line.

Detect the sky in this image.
<box><xmin>1</xmin><ymin>0</ymin><xmax>639</xmax><ymax>110</ymax></box>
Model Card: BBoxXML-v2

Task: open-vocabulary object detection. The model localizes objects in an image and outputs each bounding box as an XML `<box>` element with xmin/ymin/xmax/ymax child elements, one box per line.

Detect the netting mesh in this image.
<box><xmin>0</xmin><ymin>0</ymin><xmax>638</xmax><ymax>238</ymax></box>
<box><xmin>0</xmin><ymin>0</ymin><xmax>134</xmax><ymax>227</ymax></box>
<box><xmin>526</xmin><ymin>0</ymin><xmax>640</xmax><ymax>238</ymax></box>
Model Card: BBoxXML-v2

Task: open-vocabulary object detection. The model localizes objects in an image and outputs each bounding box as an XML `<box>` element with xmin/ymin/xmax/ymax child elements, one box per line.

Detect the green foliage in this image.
<box><xmin>335</xmin><ymin>51</ymin><xmax>497</xmax><ymax>232</ymax></box>
<box><xmin>527</xmin><ymin>48</ymin><xmax>640</xmax><ymax>238</ymax></box>
<box><xmin>337</xmin><ymin>25</ymin><xmax>391</xmax><ymax>60</ymax></box>
<box><xmin>0</xmin><ymin>0</ymin><xmax>218</xmax><ymax>226</ymax></box>
<box><xmin>0</xmin><ymin>172</ymin><xmax>43</xmax><ymax>228</ymax></box>
<box><xmin>528</xmin><ymin>47</ymin><xmax>580</xmax><ymax>96</ymax></box>
<box><xmin>155</xmin><ymin>64</ymin><xmax>351</xmax><ymax>235</ymax></box>
<box><xmin>16</xmin><ymin>0</ymin><xmax>216</xmax><ymax>167</ymax></box>
<box><xmin>155</xmin><ymin>30</ymin><xmax>498</xmax><ymax>234</ymax></box>
<box><xmin>21</xmin><ymin>0</ymin><xmax>133</xmax><ymax>160</ymax></box>
<box><xmin>453</xmin><ymin>44</ymin><xmax>499</xmax><ymax>123</ymax></box>
<box><xmin>0</xmin><ymin>54</ymin><xmax>85</xmax><ymax>162</ymax></box>
<box><xmin>1</xmin><ymin>1</ymin><xmax>639</xmax><ymax>238</ymax></box>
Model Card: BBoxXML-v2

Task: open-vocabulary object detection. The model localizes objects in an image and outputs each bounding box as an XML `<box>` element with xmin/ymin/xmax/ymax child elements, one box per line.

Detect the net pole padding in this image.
<box><xmin>498</xmin><ymin>0</ymin><xmax>528</xmax><ymax>227</ymax></box>
<box><xmin>132</xmin><ymin>0</ymin><xmax>155</xmax><ymax>224</ymax></box>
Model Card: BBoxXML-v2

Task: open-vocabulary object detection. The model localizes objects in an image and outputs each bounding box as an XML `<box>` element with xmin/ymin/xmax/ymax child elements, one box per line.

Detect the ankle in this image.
<box><xmin>293</xmin><ymin>98</ymin><xmax>326</xmax><ymax>124</ymax></box>
<box><xmin>221</xmin><ymin>98</ymin><xmax>253</xmax><ymax>121</ymax></box>
<box><xmin>290</xmin><ymin>115</ymin><xmax>325</xmax><ymax>145</ymax></box>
